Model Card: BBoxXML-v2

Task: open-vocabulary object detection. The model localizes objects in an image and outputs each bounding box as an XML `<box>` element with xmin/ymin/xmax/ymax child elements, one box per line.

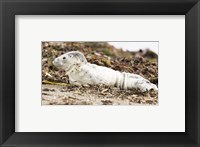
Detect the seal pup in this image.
<box><xmin>53</xmin><ymin>51</ymin><xmax>158</xmax><ymax>92</ymax></box>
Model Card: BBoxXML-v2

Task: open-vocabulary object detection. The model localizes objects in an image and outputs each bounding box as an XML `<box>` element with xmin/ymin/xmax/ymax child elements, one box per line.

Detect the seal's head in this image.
<box><xmin>53</xmin><ymin>51</ymin><xmax>87</xmax><ymax>71</ymax></box>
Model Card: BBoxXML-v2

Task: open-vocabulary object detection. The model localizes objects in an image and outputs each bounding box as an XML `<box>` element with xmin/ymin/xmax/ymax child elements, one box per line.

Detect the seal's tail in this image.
<box><xmin>150</xmin><ymin>83</ymin><xmax>158</xmax><ymax>91</ymax></box>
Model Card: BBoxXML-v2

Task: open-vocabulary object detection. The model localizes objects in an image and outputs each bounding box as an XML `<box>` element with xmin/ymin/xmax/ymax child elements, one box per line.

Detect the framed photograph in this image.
<box><xmin>41</xmin><ymin>41</ymin><xmax>158</xmax><ymax>105</ymax></box>
<box><xmin>0</xmin><ymin>0</ymin><xmax>200</xmax><ymax>147</ymax></box>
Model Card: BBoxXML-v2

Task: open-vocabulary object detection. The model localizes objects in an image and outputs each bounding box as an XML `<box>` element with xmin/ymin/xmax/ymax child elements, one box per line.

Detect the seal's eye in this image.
<box><xmin>63</xmin><ymin>57</ymin><xmax>66</xmax><ymax>60</ymax></box>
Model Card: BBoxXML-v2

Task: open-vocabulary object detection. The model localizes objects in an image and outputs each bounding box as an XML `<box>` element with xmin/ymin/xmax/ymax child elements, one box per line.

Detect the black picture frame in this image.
<box><xmin>0</xmin><ymin>0</ymin><xmax>200</xmax><ymax>146</ymax></box>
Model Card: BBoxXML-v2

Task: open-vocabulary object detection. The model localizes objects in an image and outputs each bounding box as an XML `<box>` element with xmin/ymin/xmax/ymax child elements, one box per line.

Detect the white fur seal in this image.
<box><xmin>53</xmin><ymin>51</ymin><xmax>158</xmax><ymax>92</ymax></box>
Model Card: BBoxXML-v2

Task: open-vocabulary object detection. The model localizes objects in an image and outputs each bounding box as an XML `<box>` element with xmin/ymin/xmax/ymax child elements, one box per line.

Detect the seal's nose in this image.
<box><xmin>52</xmin><ymin>58</ymin><xmax>57</xmax><ymax>66</ymax></box>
